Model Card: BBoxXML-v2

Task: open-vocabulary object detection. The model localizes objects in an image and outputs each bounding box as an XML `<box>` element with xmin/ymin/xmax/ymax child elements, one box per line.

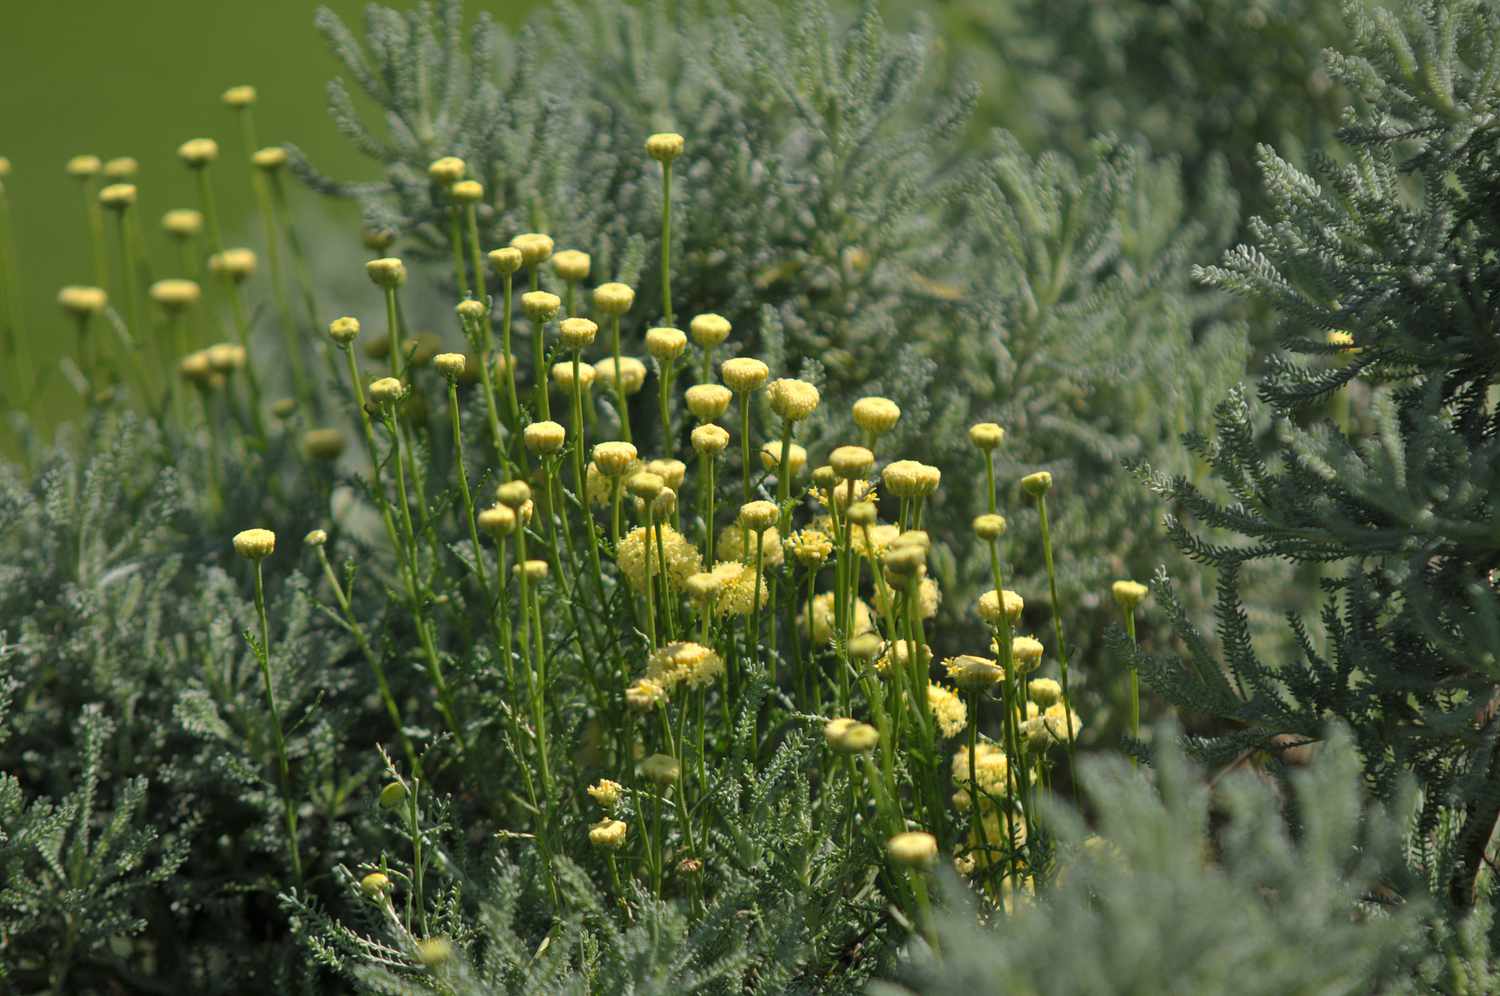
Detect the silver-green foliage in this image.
<box><xmin>1133</xmin><ymin>0</ymin><xmax>1500</xmax><ymax>915</ymax></box>
<box><xmin>876</xmin><ymin>723</ymin><xmax>1483</xmax><ymax>996</ymax></box>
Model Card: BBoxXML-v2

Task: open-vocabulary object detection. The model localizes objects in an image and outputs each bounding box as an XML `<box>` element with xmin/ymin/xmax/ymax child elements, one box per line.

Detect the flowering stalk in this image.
<box><xmin>1030</xmin><ymin>482</ymin><xmax>1078</xmax><ymax>781</ymax></box>
<box><xmin>237</xmin><ymin>537</ymin><xmax>304</xmax><ymax>889</ymax></box>
<box><xmin>0</xmin><ymin>166</ymin><xmax>22</xmax><ymax>374</ymax></box>
<box><xmin>610</xmin><ymin>315</ymin><xmax>632</xmax><ymax>442</ymax></box>
<box><xmin>311</xmin><ymin>538</ymin><xmax>418</xmax><ymax>773</ymax></box>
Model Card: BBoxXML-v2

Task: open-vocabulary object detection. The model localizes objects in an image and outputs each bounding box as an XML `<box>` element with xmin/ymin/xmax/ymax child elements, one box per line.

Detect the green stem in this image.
<box><xmin>611</xmin><ymin>314</ymin><xmax>631</xmax><ymax>442</ymax></box>
<box><xmin>661</xmin><ymin>161</ymin><xmax>673</xmax><ymax>326</ymax></box>
<box><xmin>252</xmin><ymin>560</ymin><xmax>303</xmax><ymax>889</ymax></box>
<box><xmin>1036</xmin><ymin>495</ymin><xmax>1078</xmax><ymax>783</ymax></box>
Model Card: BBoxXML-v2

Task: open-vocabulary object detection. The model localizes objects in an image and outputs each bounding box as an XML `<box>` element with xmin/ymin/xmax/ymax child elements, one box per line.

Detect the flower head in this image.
<box><xmin>232</xmin><ymin>528</ymin><xmax>276</xmax><ymax>560</ymax></box>
<box><xmin>510</xmin><ymin>233</ymin><xmax>554</xmax><ymax>266</ymax></box>
<box><xmin>1112</xmin><ymin>579</ymin><xmax>1149</xmax><ymax>611</ymax></box>
<box><xmin>766</xmin><ymin>378</ymin><xmax>820</xmax><ymax>422</ymax></box>
<box><xmin>593</xmin><ymin>282</ymin><xmax>635</xmax><ymax>316</ymax></box>
<box><xmin>625</xmin><ymin>678</ymin><xmax>668</xmax><ymax>712</ymax></box>
<box><xmin>645</xmin><ymin>132</ymin><xmax>685</xmax><ymax>162</ymax></box>
<box><xmin>552</xmin><ymin>249</ymin><xmax>591</xmax><ymax>282</ymax></box>
<box><xmin>721</xmin><ymin>357</ymin><xmax>769</xmax><ymax>393</ymax></box>
<box><xmin>689</xmin><ymin>313</ymin><xmax>731</xmax><ymax>348</ymax></box>
<box><xmin>945</xmin><ymin>654</ymin><xmax>1004</xmax><ymax>691</ymax></box>
<box><xmin>927</xmin><ymin>684</ymin><xmax>968</xmax><ymax>737</ymax></box>
<box><xmin>589</xmin><ymin>818</ymin><xmax>628</xmax><ymax>849</ymax></box>
<box><xmin>646</xmin><ymin>641</ymin><xmax>725</xmax><ymax>689</ymax></box>
<box><xmin>852</xmin><ymin>397</ymin><xmax>901</xmax><ymax>436</ymax></box>
<box><xmin>594</xmin><ymin>356</ymin><xmax>647</xmax><ymax>395</ymax></box>
<box><xmin>587</xmin><ymin>779</ymin><xmax>623</xmax><ymax>809</ymax></box>
<box><xmin>615</xmin><ymin>525</ymin><xmax>702</xmax><ymax>593</ymax></box>
<box><xmin>977</xmin><ymin>589</ymin><xmax>1024</xmax><ymax>625</ymax></box>
<box><xmin>887</xmin><ymin>831</ymin><xmax>938</xmax><ymax>868</ymax></box>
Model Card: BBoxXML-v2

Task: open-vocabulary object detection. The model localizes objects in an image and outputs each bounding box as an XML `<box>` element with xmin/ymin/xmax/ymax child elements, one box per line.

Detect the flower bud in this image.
<box><xmin>645</xmin><ymin>132</ymin><xmax>685</xmax><ymax>162</ymax></box>
<box><xmin>510</xmin><ymin>232</ymin><xmax>553</xmax><ymax>266</ymax></box>
<box><xmin>366</xmin><ymin>257</ymin><xmax>407</xmax><ymax>289</ymax></box>
<box><xmin>852</xmin><ymin>397</ymin><xmax>901</xmax><ymax>436</ymax></box>
<box><xmin>760</xmin><ymin>441</ymin><xmax>806</xmax><ymax>477</ymax></box>
<box><xmin>1029</xmin><ymin>678</ymin><xmax>1062</xmax><ymax>707</ymax></box>
<box><xmin>176</xmin><ymin>139</ymin><xmax>218</xmax><ymax>168</ymax></box>
<box><xmin>368</xmin><ymin>377</ymin><xmax>405</xmax><ymax>406</ymax></box>
<box><xmin>57</xmin><ymin>286</ymin><xmax>108</xmax><ymax>316</ymax></box>
<box><xmin>587</xmin><ymin>779</ymin><xmax>622</xmax><ymax>809</ymax></box>
<box><xmin>551</xmin><ymin>360</ymin><xmax>595</xmax><ymax>390</ymax></box>
<box><xmin>428</xmin><ymin>156</ymin><xmax>465</xmax><ymax>184</ymax></box>
<box><xmin>887</xmin><ymin>831</ymin><xmax>938</xmax><ymax>868</ymax></box>
<box><xmin>360</xmin><ymin>872</ymin><xmax>391</xmax><ymax>898</ymax></box>
<box><xmin>830</xmin><ymin>445</ymin><xmax>874</xmax><ymax>480</ymax></box>
<box><xmin>514</xmin><ymin>559</ymin><xmax>549</xmax><ymax>581</ymax></box>
<box><xmin>209</xmin><ymin>248</ymin><xmax>257</xmax><ymax>281</ymax></box>
<box><xmin>628</xmin><ymin>472</ymin><xmax>665</xmax><ymax>501</ymax></box>
<box><xmin>449</xmin><ymin>179</ymin><xmax>483</xmax><ymax>203</ymax></box>
<box><xmin>433</xmin><ymin>353</ymin><xmax>467</xmax><ymax>380</ymax></box>
<box><xmin>1112</xmin><ymin>579</ymin><xmax>1149</xmax><ymax>611</ymax></box>
<box><xmin>977</xmin><ymin>589</ymin><xmax>1024</xmax><ymax>625</ymax></box>
<box><xmin>497</xmin><ymin>480</ymin><xmax>532</xmax><ymax>508</ymax></box>
<box><xmin>417</xmin><ymin>938</ymin><xmax>452</xmax><ymax>968</ymax></box>
<box><xmin>302</xmin><ymin>428</ymin><xmax>346</xmax><ymax>461</ymax></box>
<box><xmin>552</xmin><ymin>249</ymin><xmax>590</xmax><ymax>282</ymax></box>
<box><xmin>99</xmin><ymin>183</ymin><xmax>136</xmax><ymax>209</ymax></box>
<box><xmin>691</xmin><ymin>423</ymin><xmax>730</xmax><ymax>457</ymax></box>
<box><xmin>304</xmin><ymin>529</ymin><xmax>328</xmax><ymax>547</ymax></box>
<box><xmin>1011</xmin><ymin>636</ymin><xmax>1045</xmax><ymax>671</ymax></box>
<box><xmin>206</xmin><ymin>343</ymin><xmax>246</xmax><ymax>372</ymax></box>
<box><xmin>689</xmin><ymin>313</ymin><xmax>731</xmax><ymax>348</ymax></box>
<box><xmin>973</xmin><ymin>514</ymin><xmax>1006</xmax><ymax>540</ymax></box>
<box><xmin>646</xmin><ymin>458</ymin><xmax>687</xmax><ymax>491</ymax></box>
<box><xmin>721</xmin><ymin>357</ymin><xmax>769</xmax><ymax>393</ymax></box>
<box><xmin>162</xmin><ymin>209</ymin><xmax>203</xmax><ymax>238</ymax></box>
<box><xmin>767</xmin><ymin>378</ymin><xmax>819</xmax><ymax>421</ymax></box>
<box><xmin>592</xmin><ymin>441</ymin><xmax>639</xmax><ymax>476</ymax></box>
<box><xmin>684</xmin><ymin>383</ymin><xmax>732</xmax><ymax>421</ymax></box>
<box><xmin>1020</xmin><ymin>471</ymin><xmax>1053</xmax><ymax>497</ymax></box>
<box><xmin>559</xmin><ymin>317</ymin><xmax>597</xmax><ymax>350</ymax></box>
<box><xmin>488</xmin><ymin>246</ymin><xmax>523</xmax><ymax>275</ymax></box>
<box><xmin>593</xmin><ymin>281</ymin><xmax>635</xmax><ymax>317</ymax></box>
<box><xmin>103</xmin><ymin>157</ymin><xmax>138</xmax><ymax>180</ymax></box>
<box><xmin>252</xmin><ymin>147</ymin><xmax>288</xmax><ymax>172</ymax></box>
<box><xmin>150</xmin><ymin>279</ymin><xmax>201</xmax><ymax>312</ymax></box>
<box><xmin>849</xmin><ymin>632</ymin><xmax>884</xmax><ymax>662</ymax></box>
<box><xmin>847</xmin><ymin>501</ymin><xmax>877</xmax><ymax>527</ymax></box>
<box><xmin>645</xmin><ymin>326</ymin><xmax>687</xmax><ymax>362</ymax></box>
<box><xmin>477</xmin><ymin>505</ymin><xmax>516</xmax><ymax>536</ymax></box>
<box><xmin>232</xmin><ymin>528</ymin><xmax>276</xmax><ymax>560</ymax></box>
<box><xmin>969</xmin><ymin>422</ymin><xmax>1005</xmax><ymax>450</ymax></box>
<box><xmin>66</xmin><ymin>154</ymin><xmax>102</xmax><ymax>178</ymax></box>
<box><xmin>739</xmin><ymin>500</ymin><xmax>779</xmax><ymax>532</ymax></box>
<box><xmin>524</xmin><ymin>420</ymin><xmax>566</xmax><ymax>454</ymax></box>
<box><xmin>522</xmin><ymin>290</ymin><xmax>561</xmax><ymax>323</ymax></box>
<box><xmin>883</xmin><ymin>460</ymin><xmax>940</xmax><ymax>499</ymax></box>
<box><xmin>626</xmin><ymin>678</ymin><xmax>668</xmax><ymax>712</ymax></box>
<box><xmin>221</xmin><ymin>84</ymin><xmax>257</xmax><ymax>108</ymax></box>
<box><xmin>456</xmin><ymin>298</ymin><xmax>487</xmax><ymax>324</ymax></box>
<box><xmin>328</xmin><ymin>316</ymin><xmax>361</xmax><ymax>346</ymax></box>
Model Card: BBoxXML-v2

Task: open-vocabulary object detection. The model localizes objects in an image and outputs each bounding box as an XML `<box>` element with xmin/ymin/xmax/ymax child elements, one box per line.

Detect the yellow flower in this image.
<box><xmin>625</xmin><ymin>678</ymin><xmax>669</xmax><ymax>711</ymax></box>
<box><xmin>977</xmin><ymin>589</ymin><xmax>1024</xmax><ymax>625</ymax></box>
<box><xmin>1042</xmin><ymin>703</ymin><xmax>1083</xmax><ymax>744</ymax></box>
<box><xmin>1029</xmin><ymin>678</ymin><xmax>1062</xmax><ymax>707</ymax></box>
<box><xmin>712</xmin><ymin>561</ymin><xmax>767</xmax><ymax>617</ymax></box>
<box><xmin>232</xmin><ymin>528</ymin><xmax>276</xmax><ymax>560</ymax></box>
<box><xmin>887</xmin><ymin>831</ymin><xmax>938</xmax><ymax>868</ymax></box>
<box><xmin>1111</xmin><ymin>579</ymin><xmax>1149</xmax><ymax>611</ymax></box>
<box><xmin>944</xmin><ymin>654</ymin><xmax>1003</xmax><ymax>691</ymax></box>
<box><xmin>766</xmin><ymin>377</ymin><xmax>820</xmax><ymax>421</ymax></box>
<box><xmin>1020</xmin><ymin>471</ymin><xmax>1053</xmax><ymax>497</ymax></box>
<box><xmin>716</xmin><ymin>523</ymin><xmax>784</xmax><ymax>568</ymax></box>
<box><xmin>640</xmin><ymin>753</ymin><xmax>681</xmax><ymax>785</ymax></box>
<box><xmin>927</xmin><ymin>684</ymin><xmax>968</xmax><ymax>738</ymax></box>
<box><xmin>852</xmin><ymin>397</ymin><xmax>900</xmax><ymax>436</ymax></box>
<box><xmin>510</xmin><ymin>232</ymin><xmax>554</xmax><ymax>266</ymax></box>
<box><xmin>1011</xmin><ymin>635</ymin><xmax>1045</xmax><ymax>672</ymax></box>
<box><xmin>594</xmin><ymin>356</ymin><xmax>648</xmax><ymax>395</ymax></box>
<box><xmin>689</xmin><ymin>313</ymin><xmax>731</xmax><ymax>348</ymax></box>
<box><xmin>552</xmin><ymin>249</ymin><xmax>591</xmax><ymax>282</ymax></box>
<box><xmin>968</xmin><ymin>422</ymin><xmax>1005</xmax><ymax>450</ymax></box>
<box><xmin>588</xmin><ymin>818</ymin><xmax>628</xmax><ymax>849</ymax></box>
<box><xmin>786</xmin><ymin>528</ymin><xmax>833</xmax><ymax>568</ymax></box>
<box><xmin>645</xmin><ymin>132</ymin><xmax>685</xmax><ymax>162</ymax></box>
<box><xmin>760</xmin><ymin>440</ymin><xmax>807</xmax><ymax>477</ymax></box>
<box><xmin>645</xmin><ymin>641</ymin><xmax>725</xmax><ymax>689</ymax></box>
<box><xmin>951</xmin><ymin>741</ymin><xmax>1010</xmax><ymax>802</ymax></box>
<box><xmin>685</xmin><ymin>383</ymin><xmax>733</xmax><ymax>421</ymax></box>
<box><xmin>873</xmin><ymin>639</ymin><xmax>932</xmax><ymax>676</ymax></box>
<box><xmin>882</xmin><ymin>459</ymin><xmax>941</xmax><ymax>499</ymax></box>
<box><xmin>587</xmin><ymin>779</ymin><xmax>623</xmax><ymax>809</ymax></box>
<box><xmin>615</xmin><ymin>525</ymin><xmax>702</xmax><ymax>593</ymax></box>
<box><xmin>801</xmin><ymin>592</ymin><xmax>875</xmax><ymax>645</ymax></box>
<box><xmin>721</xmin><ymin>357</ymin><xmax>769</xmax><ymax>393</ymax></box>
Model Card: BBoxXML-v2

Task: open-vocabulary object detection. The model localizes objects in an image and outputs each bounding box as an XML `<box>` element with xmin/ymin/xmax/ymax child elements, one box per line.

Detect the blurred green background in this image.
<box><xmin>0</xmin><ymin>0</ymin><xmax>538</xmax><ymax>435</ymax></box>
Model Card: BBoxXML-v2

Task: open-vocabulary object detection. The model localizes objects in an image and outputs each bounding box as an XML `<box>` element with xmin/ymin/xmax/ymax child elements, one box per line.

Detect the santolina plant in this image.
<box><xmin>4</xmin><ymin>0</ymin><xmax>1486</xmax><ymax>991</ymax></box>
<box><xmin>0</xmin><ymin>82</ymin><xmax>1160</xmax><ymax>987</ymax></box>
